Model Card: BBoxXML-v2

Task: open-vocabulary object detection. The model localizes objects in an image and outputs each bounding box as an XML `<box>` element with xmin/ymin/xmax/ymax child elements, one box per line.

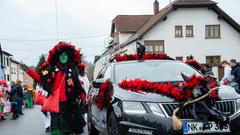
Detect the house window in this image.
<box><xmin>144</xmin><ymin>40</ymin><xmax>164</xmax><ymax>53</ymax></box>
<box><xmin>3</xmin><ymin>57</ymin><xmax>6</xmax><ymax>66</ymax></box>
<box><xmin>7</xmin><ymin>74</ymin><xmax>10</xmax><ymax>81</ymax></box>
<box><xmin>114</xmin><ymin>32</ymin><xmax>119</xmax><ymax>44</ymax></box>
<box><xmin>175</xmin><ymin>26</ymin><xmax>183</xmax><ymax>37</ymax></box>
<box><xmin>205</xmin><ymin>25</ymin><xmax>220</xmax><ymax>38</ymax></box>
<box><xmin>6</xmin><ymin>58</ymin><xmax>9</xmax><ymax>66</ymax></box>
<box><xmin>206</xmin><ymin>56</ymin><xmax>221</xmax><ymax>67</ymax></box>
<box><xmin>176</xmin><ymin>56</ymin><xmax>183</xmax><ymax>61</ymax></box>
<box><xmin>186</xmin><ymin>25</ymin><xmax>193</xmax><ymax>37</ymax></box>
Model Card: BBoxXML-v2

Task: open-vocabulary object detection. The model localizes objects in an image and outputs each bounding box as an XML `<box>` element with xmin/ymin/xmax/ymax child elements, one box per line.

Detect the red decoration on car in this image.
<box><xmin>118</xmin><ymin>75</ymin><xmax>219</xmax><ymax>102</ymax></box>
<box><xmin>114</xmin><ymin>53</ymin><xmax>170</xmax><ymax>62</ymax></box>
<box><xmin>96</xmin><ymin>81</ymin><xmax>114</xmax><ymax>110</ymax></box>
<box><xmin>185</xmin><ymin>60</ymin><xmax>202</xmax><ymax>70</ymax></box>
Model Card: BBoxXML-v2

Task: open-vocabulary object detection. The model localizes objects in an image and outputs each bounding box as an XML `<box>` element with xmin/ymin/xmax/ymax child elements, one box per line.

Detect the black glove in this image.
<box><xmin>21</xmin><ymin>64</ymin><xmax>28</xmax><ymax>71</ymax></box>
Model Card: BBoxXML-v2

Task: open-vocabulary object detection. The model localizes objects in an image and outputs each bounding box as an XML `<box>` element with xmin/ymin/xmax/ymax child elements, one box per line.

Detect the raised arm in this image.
<box><xmin>22</xmin><ymin>64</ymin><xmax>41</xmax><ymax>82</ymax></box>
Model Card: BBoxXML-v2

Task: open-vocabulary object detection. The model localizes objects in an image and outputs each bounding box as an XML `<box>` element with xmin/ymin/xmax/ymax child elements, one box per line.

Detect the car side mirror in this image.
<box><xmin>92</xmin><ymin>78</ymin><xmax>108</xmax><ymax>88</ymax></box>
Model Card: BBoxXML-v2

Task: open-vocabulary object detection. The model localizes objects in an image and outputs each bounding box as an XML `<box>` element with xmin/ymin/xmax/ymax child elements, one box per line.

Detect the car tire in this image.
<box><xmin>107</xmin><ymin>112</ymin><xmax>119</xmax><ymax>135</ymax></box>
<box><xmin>87</xmin><ymin>111</ymin><xmax>99</xmax><ymax>135</ymax></box>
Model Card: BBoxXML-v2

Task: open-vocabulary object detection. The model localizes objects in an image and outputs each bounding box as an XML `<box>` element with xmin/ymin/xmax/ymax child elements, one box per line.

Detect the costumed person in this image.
<box><xmin>9</xmin><ymin>82</ymin><xmax>19</xmax><ymax>120</ymax></box>
<box><xmin>3</xmin><ymin>90</ymin><xmax>11</xmax><ymax>117</ymax></box>
<box><xmin>4</xmin><ymin>82</ymin><xmax>12</xmax><ymax>117</ymax></box>
<box><xmin>35</xmin><ymin>84</ymin><xmax>51</xmax><ymax>133</ymax></box>
<box><xmin>230</xmin><ymin>59</ymin><xmax>240</xmax><ymax>93</ymax></box>
<box><xmin>136</xmin><ymin>42</ymin><xmax>146</xmax><ymax>59</ymax></box>
<box><xmin>13</xmin><ymin>80</ymin><xmax>24</xmax><ymax>115</ymax></box>
<box><xmin>0</xmin><ymin>80</ymin><xmax>8</xmax><ymax>120</ymax></box>
<box><xmin>220</xmin><ymin>60</ymin><xmax>232</xmax><ymax>85</ymax></box>
<box><xmin>78</xmin><ymin>64</ymin><xmax>88</xmax><ymax>114</ymax></box>
<box><xmin>23</xmin><ymin>42</ymin><xmax>86</xmax><ymax>135</ymax></box>
<box><xmin>202</xmin><ymin>64</ymin><xmax>215</xmax><ymax>77</ymax></box>
<box><xmin>25</xmin><ymin>85</ymin><xmax>34</xmax><ymax>108</ymax></box>
<box><xmin>181</xmin><ymin>74</ymin><xmax>229</xmax><ymax>130</ymax></box>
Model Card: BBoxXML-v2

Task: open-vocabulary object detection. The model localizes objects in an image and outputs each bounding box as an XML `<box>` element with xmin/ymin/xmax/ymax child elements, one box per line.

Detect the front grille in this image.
<box><xmin>162</xmin><ymin>100</ymin><xmax>235</xmax><ymax>119</ymax></box>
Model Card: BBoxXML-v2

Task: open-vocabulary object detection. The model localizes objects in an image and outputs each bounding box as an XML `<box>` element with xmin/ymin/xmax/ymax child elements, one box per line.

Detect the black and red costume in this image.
<box><xmin>26</xmin><ymin>42</ymin><xmax>86</xmax><ymax>134</ymax></box>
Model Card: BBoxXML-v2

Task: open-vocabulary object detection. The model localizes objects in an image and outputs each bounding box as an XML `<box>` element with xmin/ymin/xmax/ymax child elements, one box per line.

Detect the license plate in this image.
<box><xmin>183</xmin><ymin>121</ymin><xmax>230</xmax><ymax>134</ymax></box>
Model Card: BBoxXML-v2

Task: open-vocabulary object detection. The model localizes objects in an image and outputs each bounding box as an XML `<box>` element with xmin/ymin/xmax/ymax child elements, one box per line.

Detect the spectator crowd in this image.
<box><xmin>0</xmin><ymin>80</ymin><xmax>35</xmax><ymax>121</ymax></box>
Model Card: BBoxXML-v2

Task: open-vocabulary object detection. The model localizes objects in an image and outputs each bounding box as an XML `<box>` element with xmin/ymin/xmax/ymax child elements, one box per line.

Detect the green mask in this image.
<box><xmin>59</xmin><ymin>52</ymin><xmax>68</xmax><ymax>64</ymax></box>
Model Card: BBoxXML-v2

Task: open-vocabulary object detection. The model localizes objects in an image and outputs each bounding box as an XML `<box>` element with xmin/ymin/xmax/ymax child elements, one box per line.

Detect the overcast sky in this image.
<box><xmin>0</xmin><ymin>0</ymin><xmax>239</xmax><ymax>66</ymax></box>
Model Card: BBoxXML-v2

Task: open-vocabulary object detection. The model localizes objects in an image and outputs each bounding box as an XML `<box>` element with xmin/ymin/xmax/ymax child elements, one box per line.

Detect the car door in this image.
<box><xmin>90</xmin><ymin>65</ymin><xmax>112</xmax><ymax>128</ymax></box>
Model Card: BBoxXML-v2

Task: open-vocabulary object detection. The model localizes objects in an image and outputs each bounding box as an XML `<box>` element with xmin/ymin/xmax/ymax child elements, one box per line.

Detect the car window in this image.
<box><xmin>103</xmin><ymin>65</ymin><xmax>111</xmax><ymax>80</ymax></box>
<box><xmin>96</xmin><ymin>65</ymin><xmax>111</xmax><ymax>80</ymax></box>
<box><xmin>114</xmin><ymin>61</ymin><xmax>201</xmax><ymax>83</ymax></box>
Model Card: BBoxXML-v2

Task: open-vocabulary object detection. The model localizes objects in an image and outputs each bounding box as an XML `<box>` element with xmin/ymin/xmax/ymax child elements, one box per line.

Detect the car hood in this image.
<box><xmin>113</xmin><ymin>84</ymin><xmax>240</xmax><ymax>103</ymax></box>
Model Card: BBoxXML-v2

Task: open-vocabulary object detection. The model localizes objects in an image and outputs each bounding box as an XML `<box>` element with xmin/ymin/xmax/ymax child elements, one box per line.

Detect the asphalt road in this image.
<box><xmin>0</xmin><ymin>106</ymin><xmax>88</xmax><ymax>135</ymax></box>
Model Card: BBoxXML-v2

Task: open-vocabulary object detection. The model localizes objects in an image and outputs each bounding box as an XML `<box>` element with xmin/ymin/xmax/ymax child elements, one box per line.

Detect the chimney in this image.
<box><xmin>153</xmin><ymin>0</ymin><xmax>159</xmax><ymax>15</ymax></box>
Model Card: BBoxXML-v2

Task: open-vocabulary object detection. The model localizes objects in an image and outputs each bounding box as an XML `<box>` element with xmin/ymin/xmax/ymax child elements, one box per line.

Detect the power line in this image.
<box><xmin>2</xmin><ymin>44</ymin><xmax>104</xmax><ymax>51</ymax></box>
<box><xmin>55</xmin><ymin>0</ymin><xmax>59</xmax><ymax>42</ymax></box>
<box><xmin>0</xmin><ymin>34</ymin><xmax>108</xmax><ymax>42</ymax></box>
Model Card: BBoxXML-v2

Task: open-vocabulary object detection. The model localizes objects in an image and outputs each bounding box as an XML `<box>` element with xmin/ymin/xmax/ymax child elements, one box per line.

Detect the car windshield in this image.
<box><xmin>114</xmin><ymin>60</ymin><xmax>202</xmax><ymax>83</ymax></box>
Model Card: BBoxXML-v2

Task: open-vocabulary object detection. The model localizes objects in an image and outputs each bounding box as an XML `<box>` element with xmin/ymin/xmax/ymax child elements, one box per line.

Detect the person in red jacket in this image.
<box><xmin>22</xmin><ymin>42</ymin><xmax>86</xmax><ymax>135</ymax></box>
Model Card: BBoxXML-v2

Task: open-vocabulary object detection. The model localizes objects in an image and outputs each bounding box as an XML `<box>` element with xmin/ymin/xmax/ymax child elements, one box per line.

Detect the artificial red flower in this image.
<box><xmin>210</xmin><ymin>90</ymin><xmax>218</xmax><ymax>101</ymax></box>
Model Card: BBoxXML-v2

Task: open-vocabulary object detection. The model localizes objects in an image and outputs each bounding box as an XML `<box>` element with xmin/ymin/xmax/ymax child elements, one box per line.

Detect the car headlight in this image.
<box><xmin>236</xmin><ymin>98</ymin><xmax>240</xmax><ymax>114</ymax></box>
<box><xmin>123</xmin><ymin>101</ymin><xmax>146</xmax><ymax>114</ymax></box>
<box><xmin>147</xmin><ymin>103</ymin><xmax>166</xmax><ymax>117</ymax></box>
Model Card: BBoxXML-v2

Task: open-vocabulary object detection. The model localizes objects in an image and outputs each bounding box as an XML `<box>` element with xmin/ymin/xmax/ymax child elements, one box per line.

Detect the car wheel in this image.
<box><xmin>107</xmin><ymin>112</ymin><xmax>119</xmax><ymax>135</ymax></box>
<box><xmin>87</xmin><ymin>111</ymin><xmax>99</xmax><ymax>135</ymax></box>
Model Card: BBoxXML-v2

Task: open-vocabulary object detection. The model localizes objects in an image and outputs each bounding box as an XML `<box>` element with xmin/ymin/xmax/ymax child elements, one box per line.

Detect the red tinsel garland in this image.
<box><xmin>118</xmin><ymin>75</ymin><xmax>219</xmax><ymax>102</ymax></box>
<box><xmin>185</xmin><ymin>60</ymin><xmax>202</xmax><ymax>70</ymax></box>
<box><xmin>96</xmin><ymin>81</ymin><xmax>114</xmax><ymax>110</ymax></box>
<box><xmin>115</xmin><ymin>53</ymin><xmax>170</xmax><ymax>62</ymax></box>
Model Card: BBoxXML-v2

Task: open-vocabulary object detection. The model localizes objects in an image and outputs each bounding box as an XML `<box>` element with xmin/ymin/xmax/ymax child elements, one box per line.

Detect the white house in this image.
<box><xmin>95</xmin><ymin>0</ymin><xmax>240</xmax><ymax>80</ymax></box>
<box><xmin>10</xmin><ymin>58</ymin><xmax>24</xmax><ymax>83</ymax></box>
<box><xmin>2</xmin><ymin>51</ymin><xmax>12</xmax><ymax>82</ymax></box>
<box><xmin>2</xmin><ymin>50</ymin><xmax>28</xmax><ymax>84</ymax></box>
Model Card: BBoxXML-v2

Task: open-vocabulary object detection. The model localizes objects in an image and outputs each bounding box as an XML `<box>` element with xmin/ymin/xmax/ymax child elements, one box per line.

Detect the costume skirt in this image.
<box><xmin>50</xmin><ymin>101</ymin><xmax>86</xmax><ymax>134</ymax></box>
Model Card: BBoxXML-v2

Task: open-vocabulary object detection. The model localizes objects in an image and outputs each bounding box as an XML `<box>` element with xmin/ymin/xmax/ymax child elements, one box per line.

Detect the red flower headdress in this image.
<box><xmin>47</xmin><ymin>42</ymin><xmax>82</xmax><ymax>65</ymax></box>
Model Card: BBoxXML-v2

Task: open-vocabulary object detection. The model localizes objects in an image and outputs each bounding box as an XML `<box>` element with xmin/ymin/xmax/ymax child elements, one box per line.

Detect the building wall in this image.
<box><xmin>10</xmin><ymin>61</ymin><xmax>18</xmax><ymax>82</ymax></box>
<box><xmin>118</xmin><ymin>7</ymin><xmax>240</xmax><ymax>79</ymax></box>
<box><xmin>23</xmin><ymin>71</ymin><xmax>34</xmax><ymax>86</ymax></box>
<box><xmin>2</xmin><ymin>54</ymin><xmax>11</xmax><ymax>82</ymax></box>
<box><xmin>139</xmin><ymin>7</ymin><xmax>240</xmax><ymax>63</ymax></box>
<box><xmin>123</xmin><ymin>8</ymin><xmax>240</xmax><ymax>63</ymax></box>
<box><xmin>94</xmin><ymin>54</ymin><xmax>109</xmax><ymax>80</ymax></box>
<box><xmin>119</xmin><ymin>33</ymin><xmax>134</xmax><ymax>44</ymax></box>
<box><xmin>18</xmin><ymin>69</ymin><xmax>24</xmax><ymax>83</ymax></box>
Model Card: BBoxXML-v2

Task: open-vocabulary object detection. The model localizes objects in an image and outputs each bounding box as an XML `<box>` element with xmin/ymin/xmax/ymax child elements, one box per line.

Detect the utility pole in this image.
<box><xmin>0</xmin><ymin>43</ymin><xmax>4</xmax><ymax>80</ymax></box>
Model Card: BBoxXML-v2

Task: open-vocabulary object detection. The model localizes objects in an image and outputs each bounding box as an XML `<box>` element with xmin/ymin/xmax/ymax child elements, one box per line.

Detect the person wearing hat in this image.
<box><xmin>22</xmin><ymin>42</ymin><xmax>86</xmax><ymax>135</ymax></box>
<box><xmin>14</xmin><ymin>80</ymin><xmax>24</xmax><ymax>115</ymax></box>
<box><xmin>26</xmin><ymin>85</ymin><xmax>34</xmax><ymax>108</ymax></box>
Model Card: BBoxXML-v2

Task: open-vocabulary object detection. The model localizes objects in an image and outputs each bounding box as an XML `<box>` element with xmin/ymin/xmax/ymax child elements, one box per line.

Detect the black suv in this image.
<box><xmin>87</xmin><ymin>60</ymin><xmax>240</xmax><ymax>135</ymax></box>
